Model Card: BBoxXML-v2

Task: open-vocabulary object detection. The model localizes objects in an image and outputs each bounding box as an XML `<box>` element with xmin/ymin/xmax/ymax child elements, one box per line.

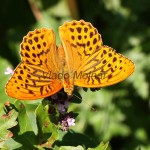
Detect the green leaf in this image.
<box><xmin>54</xmin><ymin>130</ymin><xmax>96</xmax><ymax>148</ymax></box>
<box><xmin>0</xmin><ymin>109</ymin><xmax>18</xmax><ymax>139</ymax></box>
<box><xmin>0</xmin><ymin>103</ymin><xmax>5</xmax><ymax>116</ymax></box>
<box><xmin>2</xmin><ymin>138</ymin><xmax>22</xmax><ymax>150</ymax></box>
<box><xmin>11</xmin><ymin>103</ymin><xmax>38</xmax><ymax>149</ymax></box>
<box><xmin>36</xmin><ymin>104</ymin><xmax>59</xmax><ymax>149</ymax></box>
<box><xmin>88</xmin><ymin>142</ymin><xmax>109</xmax><ymax>150</ymax></box>
<box><xmin>58</xmin><ymin>142</ymin><xmax>109</xmax><ymax>150</ymax></box>
<box><xmin>18</xmin><ymin>104</ymin><xmax>36</xmax><ymax>134</ymax></box>
<box><xmin>23</xmin><ymin>103</ymin><xmax>38</xmax><ymax>135</ymax></box>
<box><xmin>59</xmin><ymin>145</ymin><xmax>84</xmax><ymax>150</ymax></box>
<box><xmin>0</xmin><ymin>104</ymin><xmax>18</xmax><ymax>149</ymax></box>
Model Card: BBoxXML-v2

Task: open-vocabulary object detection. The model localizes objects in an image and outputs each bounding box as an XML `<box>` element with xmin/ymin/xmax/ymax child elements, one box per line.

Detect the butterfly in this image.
<box><xmin>6</xmin><ymin>20</ymin><xmax>135</xmax><ymax>100</ymax></box>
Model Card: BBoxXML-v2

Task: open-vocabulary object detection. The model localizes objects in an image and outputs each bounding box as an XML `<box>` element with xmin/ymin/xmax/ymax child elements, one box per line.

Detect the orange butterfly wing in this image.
<box><xmin>59</xmin><ymin>20</ymin><xmax>135</xmax><ymax>88</ymax></box>
<box><xmin>6</xmin><ymin>29</ymin><xmax>63</xmax><ymax>100</ymax></box>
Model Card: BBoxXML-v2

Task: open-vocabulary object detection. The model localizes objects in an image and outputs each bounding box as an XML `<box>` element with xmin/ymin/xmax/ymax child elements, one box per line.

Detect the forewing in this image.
<box><xmin>59</xmin><ymin>20</ymin><xmax>102</xmax><ymax>72</ymax></box>
<box><xmin>6</xmin><ymin>28</ymin><xmax>63</xmax><ymax>100</ymax></box>
<box><xmin>59</xmin><ymin>20</ymin><xmax>135</xmax><ymax>88</ymax></box>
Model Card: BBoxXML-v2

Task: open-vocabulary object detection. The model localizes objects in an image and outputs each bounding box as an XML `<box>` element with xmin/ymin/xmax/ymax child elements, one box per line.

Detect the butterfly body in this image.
<box><xmin>6</xmin><ymin>20</ymin><xmax>135</xmax><ymax>100</ymax></box>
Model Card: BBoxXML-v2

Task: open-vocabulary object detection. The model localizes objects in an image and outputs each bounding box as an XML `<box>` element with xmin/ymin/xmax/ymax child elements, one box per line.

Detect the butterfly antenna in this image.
<box><xmin>72</xmin><ymin>93</ymin><xmax>97</xmax><ymax>112</ymax></box>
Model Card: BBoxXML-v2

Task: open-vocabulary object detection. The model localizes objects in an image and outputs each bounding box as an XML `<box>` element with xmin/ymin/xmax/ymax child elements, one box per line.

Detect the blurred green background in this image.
<box><xmin>0</xmin><ymin>0</ymin><xmax>149</xmax><ymax>150</ymax></box>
